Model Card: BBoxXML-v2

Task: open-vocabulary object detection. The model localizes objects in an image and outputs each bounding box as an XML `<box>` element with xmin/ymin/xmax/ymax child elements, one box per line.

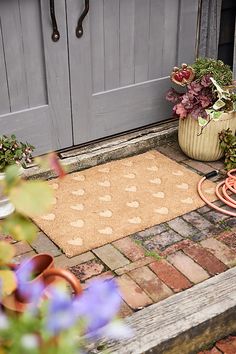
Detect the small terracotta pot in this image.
<box><xmin>2</xmin><ymin>253</ymin><xmax>82</xmax><ymax>313</ymax></box>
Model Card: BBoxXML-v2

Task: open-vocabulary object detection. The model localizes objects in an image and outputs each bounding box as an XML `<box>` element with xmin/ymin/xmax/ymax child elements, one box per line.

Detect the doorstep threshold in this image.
<box><xmin>101</xmin><ymin>267</ymin><xmax>236</xmax><ymax>354</ymax></box>
<box><xmin>24</xmin><ymin>121</ymin><xmax>177</xmax><ymax>180</ymax></box>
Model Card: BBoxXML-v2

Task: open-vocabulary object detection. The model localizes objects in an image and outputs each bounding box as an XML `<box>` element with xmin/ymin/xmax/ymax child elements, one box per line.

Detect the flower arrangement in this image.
<box><xmin>0</xmin><ymin>156</ymin><xmax>130</xmax><ymax>353</ymax></box>
<box><xmin>0</xmin><ymin>135</ymin><xmax>34</xmax><ymax>173</ymax></box>
<box><xmin>166</xmin><ymin>58</ymin><xmax>236</xmax><ymax>134</ymax></box>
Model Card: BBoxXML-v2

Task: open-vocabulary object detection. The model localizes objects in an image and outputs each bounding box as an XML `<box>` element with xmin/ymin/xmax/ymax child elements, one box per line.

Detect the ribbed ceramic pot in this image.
<box><xmin>178</xmin><ymin>112</ymin><xmax>236</xmax><ymax>161</ymax></box>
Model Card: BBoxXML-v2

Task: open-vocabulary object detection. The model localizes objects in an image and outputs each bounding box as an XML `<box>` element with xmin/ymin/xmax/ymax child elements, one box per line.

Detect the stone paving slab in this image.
<box><xmin>2</xmin><ymin>139</ymin><xmax>236</xmax><ymax>351</ymax></box>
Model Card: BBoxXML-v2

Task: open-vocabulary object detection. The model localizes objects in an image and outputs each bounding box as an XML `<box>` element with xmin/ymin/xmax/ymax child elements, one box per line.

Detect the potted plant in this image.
<box><xmin>166</xmin><ymin>58</ymin><xmax>236</xmax><ymax>161</ymax></box>
<box><xmin>0</xmin><ymin>135</ymin><xmax>34</xmax><ymax>219</ymax></box>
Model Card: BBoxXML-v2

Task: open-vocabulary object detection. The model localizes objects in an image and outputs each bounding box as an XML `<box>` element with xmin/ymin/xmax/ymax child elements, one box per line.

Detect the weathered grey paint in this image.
<box><xmin>0</xmin><ymin>0</ymin><xmax>72</xmax><ymax>154</ymax></box>
<box><xmin>198</xmin><ymin>0</ymin><xmax>222</xmax><ymax>58</ymax></box>
<box><xmin>68</xmin><ymin>0</ymin><xmax>200</xmax><ymax>145</ymax></box>
<box><xmin>0</xmin><ymin>0</ymin><xmax>199</xmax><ymax>152</ymax></box>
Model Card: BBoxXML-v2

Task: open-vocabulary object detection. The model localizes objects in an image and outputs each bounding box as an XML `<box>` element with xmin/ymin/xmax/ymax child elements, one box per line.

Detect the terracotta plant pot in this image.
<box><xmin>2</xmin><ymin>253</ymin><xmax>82</xmax><ymax>313</ymax></box>
<box><xmin>178</xmin><ymin>112</ymin><xmax>236</xmax><ymax>161</ymax></box>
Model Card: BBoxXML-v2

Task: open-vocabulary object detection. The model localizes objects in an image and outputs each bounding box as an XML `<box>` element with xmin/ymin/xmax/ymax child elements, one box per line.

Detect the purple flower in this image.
<box><xmin>173</xmin><ymin>103</ymin><xmax>188</xmax><ymax>119</ymax></box>
<box><xmin>16</xmin><ymin>259</ymin><xmax>45</xmax><ymax>310</ymax></box>
<box><xmin>45</xmin><ymin>286</ymin><xmax>81</xmax><ymax>335</ymax></box>
<box><xmin>76</xmin><ymin>279</ymin><xmax>122</xmax><ymax>338</ymax></box>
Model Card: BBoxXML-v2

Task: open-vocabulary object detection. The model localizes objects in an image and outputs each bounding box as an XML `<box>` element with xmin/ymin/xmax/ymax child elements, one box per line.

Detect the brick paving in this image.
<box><xmin>3</xmin><ymin>138</ymin><xmax>236</xmax><ymax>351</ymax></box>
<box><xmin>198</xmin><ymin>335</ymin><xmax>236</xmax><ymax>354</ymax></box>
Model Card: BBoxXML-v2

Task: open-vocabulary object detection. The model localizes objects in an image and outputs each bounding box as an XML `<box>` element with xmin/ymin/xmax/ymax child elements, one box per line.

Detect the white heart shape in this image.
<box><xmin>99</xmin><ymin>227</ymin><xmax>113</xmax><ymax>235</ymax></box>
<box><xmin>176</xmin><ymin>183</ymin><xmax>189</xmax><ymax>190</ymax></box>
<box><xmin>122</xmin><ymin>161</ymin><xmax>133</xmax><ymax>167</ymax></box>
<box><xmin>98</xmin><ymin>180</ymin><xmax>111</xmax><ymax>187</ymax></box>
<box><xmin>72</xmin><ymin>175</ymin><xmax>85</xmax><ymax>181</ymax></box>
<box><xmin>205</xmin><ymin>188</ymin><xmax>215</xmax><ymax>195</ymax></box>
<box><xmin>41</xmin><ymin>213</ymin><xmax>55</xmax><ymax>221</ymax></box>
<box><xmin>99</xmin><ymin>195</ymin><xmax>112</xmax><ymax>202</ymax></box>
<box><xmin>70</xmin><ymin>219</ymin><xmax>85</xmax><ymax>228</ymax></box>
<box><xmin>172</xmin><ymin>170</ymin><xmax>184</xmax><ymax>176</ymax></box>
<box><xmin>147</xmin><ymin>166</ymin><xmax>158</xmax><ymax>171</ymax></box>
<box><xmin>98</xmin><ymin>167</ymin><xmax>110</xmax><ymax>173</ymax></box>
<box><xmin>99</xmin><ymin>210</ymin><xmax>113</xmax><ymax>218</ymax></box>
<box><xmin>70</xmin><ymin>204</ymin><xmax>84</xmax><ymax>211</ymax></box>
<box><xmin>149</xmin><ymin>178</ymin><xmax>161</xmax><ymax>185</ymax></box>
<box><xmin>125</xmin><ymin>186</ymin><xmax>137</xmax><ymax>192</ymax></box>
<box><xmin>52</xmin><ymin>183</ymin><xmax>59</xmax><ymax>190</ymax></box>
<box><xmin>152</xmin><ymin>192</ymin><xmax>165</xmax><ymax>198</ymax></box>
<box><xmin>128</xmin><ymin>216</ymin><xmax>142</xmax><ymax>224</ymax></box>
<box><xmin>126</xmin><ymin>201</ymin><xmax>140</xmax><ymax>208</ymax></box>
<box><xmin>154</xmin><ymin>207</ymin><xmax>169</xmax><ymax>215</ymax></box>
<box><xmin>67</xmin><ymin>238</ymin><xmax>83</xmax><ymax>246</ymax></box>
<box><xmin>71</xmin><ymin>189</ymin><xmax>85</xmax><ymax>196</ymax></box>
<box><xmin>123</xmin><ymin>173</ymin><xmax>136</xmax><ymax>179</ymax></box>
<box><xmin>181</xmin><ymin>198</ymin><xmax>193</xmax><ymax>204</ymax></box>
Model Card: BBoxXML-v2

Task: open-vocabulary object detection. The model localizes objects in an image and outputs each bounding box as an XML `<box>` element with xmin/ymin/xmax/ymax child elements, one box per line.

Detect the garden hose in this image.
<box><xmin>198</xmin><ymin>169</ymin><xmax>236</xmax><ymax>217</ymax></box>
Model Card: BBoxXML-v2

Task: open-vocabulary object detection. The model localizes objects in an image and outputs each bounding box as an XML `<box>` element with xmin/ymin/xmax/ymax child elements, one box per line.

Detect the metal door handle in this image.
<box><xmin>50</xmin><ymin>0</ymin><xmax>60</xmax><ymax>42</ymax></box>
<box><xmin>76</xmin><ymin>0</ymin><xmax>89</xmax><ymax>38</ymax></box>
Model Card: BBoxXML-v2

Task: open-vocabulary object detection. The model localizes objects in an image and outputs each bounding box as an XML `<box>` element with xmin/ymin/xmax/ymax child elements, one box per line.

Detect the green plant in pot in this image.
<box><xmin>166</xmin><ymin>58</ymin><xmax>236</xmax><ymax>162</ymax></box>
<box><xmin>0</xmin><ymin>135</ymin><xmax>34</xmax><ymax>219</ymax></box>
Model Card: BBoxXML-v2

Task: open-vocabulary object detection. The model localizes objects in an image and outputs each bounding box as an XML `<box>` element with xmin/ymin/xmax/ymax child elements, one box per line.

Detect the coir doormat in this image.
<box><xmin>34</xmin><ymin>151</ymin><xmax>217</xmax><ymax>257</ymax></box>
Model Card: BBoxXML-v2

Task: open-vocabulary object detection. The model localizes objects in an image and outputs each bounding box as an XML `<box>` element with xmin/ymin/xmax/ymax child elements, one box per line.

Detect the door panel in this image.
<box><xmin>0</xmin><ymin>0</ymin><xmax>72</xmax><ymax>154</ymax></box>
<box><xmin>68</xmin><ymin>0</ymin><xmax>200</xmax><ymax>145</ymax></box>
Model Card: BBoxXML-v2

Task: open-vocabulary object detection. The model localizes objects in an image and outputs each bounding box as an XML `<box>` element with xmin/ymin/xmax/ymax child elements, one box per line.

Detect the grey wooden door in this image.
<box><xmin>0</xmin><ymin>0</ymin><xmax>72</xmax><ymax>155</ymax></box>
<box><xmin>67</xmin><ymin>0</ymin><xmax>200</xmax><ymax>145</ymax></box>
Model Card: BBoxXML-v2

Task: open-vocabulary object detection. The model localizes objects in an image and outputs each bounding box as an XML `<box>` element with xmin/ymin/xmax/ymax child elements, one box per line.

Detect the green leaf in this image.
<box><xmin>0</xmin><ymin>241</ymin><xmax>15</xmax><ymax>266</ymax></box>
<box><xmin>198</xmin><ymin>117</ymin><xmax>208</xmax><ymax>127</ymax></box>
<box><xmin>4</xmin><ymin>164</ymin><xmax>21</xmax><ymax>189</ymax></box>
<box><xmin>9</xmin><ymin>180</ymin><xmax>54</xmax><ymax>217</ymax></box>
<box><xmin>1</xmin><ymin>213</ymin><xmax>37</xmax><ymax>243</ymax></box>
<box><xmin>213</xmin><ymin>99</ymin><xmax>225</xmax><ymax>110</ymax></box>
<box><xmin>212</xmin><ymin>111</ymin><xmax>222</xmax><ymax>121</ymax></box>
<box><xmin>0</xmin><ymin>269</ymin><xmax>17</xmax><ymax>297</ymax></box>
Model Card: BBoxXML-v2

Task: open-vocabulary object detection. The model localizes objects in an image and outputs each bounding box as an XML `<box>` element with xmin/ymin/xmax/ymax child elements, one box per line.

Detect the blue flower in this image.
<box><xmin>76</xmin><ymin>279</ymin><xmax>122</xmax><ymax>338</ymax></box>
<box><xmin>45</xmin><ymin>286</ymin><xmax>82</xmax><ymax>335</ymax></box>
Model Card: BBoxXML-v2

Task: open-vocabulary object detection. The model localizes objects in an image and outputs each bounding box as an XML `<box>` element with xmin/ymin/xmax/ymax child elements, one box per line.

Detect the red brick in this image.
<box><xmin>161</xmin><ymin>239</ymin><xmax>194</xmax><ymax>257</ymax></box>
<box><xmin>149</xmin><ymin>260</ymin><xmax>192</xmax><ymax>292</ymax></box>
<box><xmin>118</xmin><ymin>300</ymin><xmax>133</xmax><ymax>318</ymax></box>
<box><xmin>117</xmin><ymin>274</ymin><xmax>153</xmax><ymax>310</ymax></box>
<box><xmin>198</xmin><ymin>347</ymin><xmax>221</xmax><ymax>354</ymax></box>
<box><xmin>167</xmin><ymin>251</ymin><xmax>209</xmax><ymax>284</ymax></box>
<box><xmin>113</xmin><ymin>237</ymin><xmax>145</xmax><ymax>262</ymax></box>
<box><xmin>201</xmin><ymin>238</ymin><xmax>236</xmax><ymax>267</ymax></box>
<box><xmin>115</xmin><ymin>257</ymin><xmax>154</xmax><ymax>275</ymax></box>
<box><xmin>218</xmin><ymin>231</ymin><xmax>236</xmax><ymax>252</ymax></box>
<box><xmin>128</xmin><ymin>266</ymin><xmax>173</xmax><ymax>302</ymax></box>
<box><xmin>183</xmin><ymin>243</ymin><xmax>228</xmax><ymax>276</ymax></box>
<box><xmin>216</xmin><ymin>336</ymin><xmax>236</xmax><ymax>354</ymax></box>
<box><xmin>69</xmin><ymin>259</ymin><xmax>104</xmax><ymax>282</ymax></box>
<box><xmin>14</xmin><ymin>241</ymin><xmax>33</xmax><ymax>256</ymax></box>
<box><xmin>86</xmin><ymin>271</ymin><xmax>114</xmax><ymax>284</ymax></box>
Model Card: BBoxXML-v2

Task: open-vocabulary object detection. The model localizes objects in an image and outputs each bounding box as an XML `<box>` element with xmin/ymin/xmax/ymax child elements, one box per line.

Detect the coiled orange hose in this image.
<box><xmin>198</xmin><ymin>169</ymin><xmax>236</xmax><ymax>217</ymax></box>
